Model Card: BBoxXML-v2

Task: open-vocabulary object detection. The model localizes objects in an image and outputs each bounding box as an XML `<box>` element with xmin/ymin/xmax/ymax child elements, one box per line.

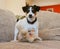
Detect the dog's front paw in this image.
<box><xmin>39</xmin><ymin>37</ymin><xmax>42</xmax><ymax>41</ymax></box>
<box><xmin>28</xmin><ymin>38</ymin><xmax>34</xmax><ymax>43</ymax></box>
<box><xmin>10</xmin><ymin>40</ymin><xmax>18</xmax><ymax>43</ymax></box>
<box><xmin>35</xmin><ymin>37</ymin><xmax>42</xmax><ymax>41</ymax></box>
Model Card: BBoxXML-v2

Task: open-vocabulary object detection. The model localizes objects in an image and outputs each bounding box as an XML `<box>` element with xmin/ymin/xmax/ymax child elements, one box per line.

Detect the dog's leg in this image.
<box><xmin>14</xmin><ymin>26</ymin><xmax>18</xmax><ymax>41</ymax></box>
<box><xmin>35</xmin><ymin>29</ymin><xmax>42</xmax><ymax>41</ymax></box>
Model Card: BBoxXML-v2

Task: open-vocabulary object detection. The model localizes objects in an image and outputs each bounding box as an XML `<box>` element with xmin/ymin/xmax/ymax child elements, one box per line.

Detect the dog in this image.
<box><xmin>14</xmin><ymin>5</ymin><xmax>42</xmax><ymax>42</ymax></box>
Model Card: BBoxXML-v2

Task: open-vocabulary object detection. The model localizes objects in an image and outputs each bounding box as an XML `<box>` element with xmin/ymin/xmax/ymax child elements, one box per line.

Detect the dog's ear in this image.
<box><xmin>22</xmin><ymin>6</ymin><xmax>27</xmax><ymax>12</ymax></box>
<box><xmin>22</xmin><ymin>5</ymin><xmax>29</xmax><ymax>12</ymax></box>
<box><xmin>34</xmin><ymin>5</ymin><xmax>40</xmax><ymax>12</ymax></box>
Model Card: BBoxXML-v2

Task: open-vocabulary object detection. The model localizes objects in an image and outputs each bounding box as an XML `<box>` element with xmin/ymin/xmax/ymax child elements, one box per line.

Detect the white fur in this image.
<box><xmin>27</xmin><ymin>7</ymin><xmax>34</xmax><ymax>17</ymax></box>
<box><xmin>14</xmin><ymin>18</ymin><xmax>39</xmax><ymax>40</ymax></box>
<box><xmin>26</xmin><ymin>7</ymin><xmax>35</xmax><ymax>22</ymax></box>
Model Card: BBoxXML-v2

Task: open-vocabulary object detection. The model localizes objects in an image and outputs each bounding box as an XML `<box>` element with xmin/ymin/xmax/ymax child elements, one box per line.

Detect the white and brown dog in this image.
<box><xmin>14</xmin><ymin>5</ymin><xmax>42</xmax><ymax>42</ymax></box>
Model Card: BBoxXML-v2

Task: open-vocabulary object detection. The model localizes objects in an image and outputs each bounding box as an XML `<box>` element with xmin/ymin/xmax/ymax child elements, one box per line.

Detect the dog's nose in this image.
<box><xmin>29</xmin><ymin>14</ymin><xmax>32</xmax><ymax>18</ymax></box>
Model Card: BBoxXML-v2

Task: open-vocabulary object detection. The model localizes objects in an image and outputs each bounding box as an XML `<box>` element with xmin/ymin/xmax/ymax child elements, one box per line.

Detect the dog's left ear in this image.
<box><xmin>34</xmin><ymin>5</ymin><xmax>40</xmax><ymax>12</ymax></box>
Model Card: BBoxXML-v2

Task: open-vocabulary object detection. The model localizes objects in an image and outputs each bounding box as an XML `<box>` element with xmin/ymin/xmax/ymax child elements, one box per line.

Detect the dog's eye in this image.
<box><xmin>32</xmin><ymin>10</ymin><xmax>36</xmax><ymax>13</ymax></box>
<box><xmin>26</xmin><ymin>10</ymin><xmax>29</xmax><ymax>13</ymax></box>
<box><xmin>28</xmin><ymin>30</ymin><xmax>31</xmax><ymax>32</ymax></box>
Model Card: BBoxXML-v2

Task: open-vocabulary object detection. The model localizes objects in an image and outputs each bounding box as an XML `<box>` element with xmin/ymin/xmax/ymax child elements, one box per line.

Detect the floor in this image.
<box><xmin>0</xmin><ymin>40</ymin><xmax>60</xmax><ymax>49</ymax></box>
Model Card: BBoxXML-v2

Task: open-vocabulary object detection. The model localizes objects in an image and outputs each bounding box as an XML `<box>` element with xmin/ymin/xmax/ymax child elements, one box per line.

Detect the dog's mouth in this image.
<box><xmin>28</xmin><ymin>15</ymin><xmax>36</xmax><ymax>20</ymax></box>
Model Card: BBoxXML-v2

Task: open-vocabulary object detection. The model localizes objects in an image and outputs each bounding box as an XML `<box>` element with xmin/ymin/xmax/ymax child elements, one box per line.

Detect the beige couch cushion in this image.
<box><xmin>37</xmin><ymin>11</ymin><xmax>60</xmax><ymax>40</ymax></box>
<box><xmin>0</xmin><ymin>41</ymin><xmax>60</xmax><ymax>49</ymax></box>
<box><xmin>0</xmin><ymin>9</ymin><xmax>16</xmax><ymax>42</ymax></box>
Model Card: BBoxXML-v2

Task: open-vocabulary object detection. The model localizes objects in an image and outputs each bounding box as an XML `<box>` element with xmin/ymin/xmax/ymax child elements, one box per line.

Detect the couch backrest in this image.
<box><xmin>0</xmin><ymin>9</ymin><xmax>16</xmax><ymax>42</ymax></box>
<box><xmin>37</xmin><ymin>11</ymin><xmax>60</xmax><ymax>40</ymax></box>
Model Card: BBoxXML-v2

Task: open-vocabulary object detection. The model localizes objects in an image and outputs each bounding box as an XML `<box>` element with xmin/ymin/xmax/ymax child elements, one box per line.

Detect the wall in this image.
<box><xmin>0</xmin><ymin>0</ymin><xmax>60</xmax><ymax>15</ymax></box>
<box><xmin>5</xmin><ymin>0</ymin><xmax>25</xmax><ymax>15</ymax></box>
<box><xmin>0</xmin><ymin>0</ymin><xmax>26</xmax><ymax>15</ymax></box>
<box><xmin>31</xmin><ymin>0</ymin><xmax>60</xmax><ymax>6</ymax></box>
<box><xmin>0</xmin><ymin>0</ymin><xmax>5</xmax><ymax>9</ymax></box>
<box><xmin>30</xmin><ymin>0</ymin><xmax>60</xmax><ymax>13</ymax></box>
<box><xmin>40</xmin><ymin>4</ymin><xmax>60</xmax><ymax>13</ymax></box>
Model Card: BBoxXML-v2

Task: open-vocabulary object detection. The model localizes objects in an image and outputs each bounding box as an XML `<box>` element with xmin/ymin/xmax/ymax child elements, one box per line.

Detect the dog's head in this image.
<box><xmin>22</xmin><ymin>5</ymin><xmax>40</xmax><ymax>22</ymax></box>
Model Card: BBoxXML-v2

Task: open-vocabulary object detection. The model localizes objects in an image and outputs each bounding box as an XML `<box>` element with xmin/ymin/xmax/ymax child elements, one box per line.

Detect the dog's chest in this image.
<box><xmin>19</xmin><ymin>18</ymin><xmax>38</xmax><ymax>31</ymax></box>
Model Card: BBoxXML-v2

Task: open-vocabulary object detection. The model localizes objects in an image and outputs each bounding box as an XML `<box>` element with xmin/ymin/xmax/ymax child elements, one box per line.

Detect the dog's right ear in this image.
<box><xmin>22</xmin><ymin>5</ymin><xmax>29</xmax><ymax>12</ymax></box>
<box><xmin>22</xmin><ymin>6</ymin><xmax>27</xmax><ymax>12</ymax></box>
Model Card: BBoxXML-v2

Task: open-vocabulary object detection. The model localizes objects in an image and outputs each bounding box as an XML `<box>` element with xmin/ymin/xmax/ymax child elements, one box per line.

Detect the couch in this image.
<box><xmin>0</xmin><ymin>9</ymin><xmax>60</xmax><ymax>49</ymax></box>
<box><xmin>0</xmin><ymin>9</ymin><xmax>60</xmax><ymax>42</ymax></box>
<box><xmin>38</xmin><ymin>11</ymin><xmax>60</xmax><ymax>40</ymax></box>
<box><xmin>0</xmin><ymin>9</ymin><xmax>16</xmax><ymax>42</ymax></box>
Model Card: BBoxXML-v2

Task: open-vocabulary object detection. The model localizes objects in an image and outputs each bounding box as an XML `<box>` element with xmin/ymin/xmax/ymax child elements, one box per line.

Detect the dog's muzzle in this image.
<box><xmin>29</xmin><ymin>14</ymin><xmax>32</xmax><ymax>18</ymax></box>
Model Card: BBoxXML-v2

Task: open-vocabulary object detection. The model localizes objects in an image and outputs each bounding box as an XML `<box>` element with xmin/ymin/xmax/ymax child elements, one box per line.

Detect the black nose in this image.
<box><xmin>29</xmin><ymin>14</ymin><xmax>32</xmax><ymax>18</ymax></box>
